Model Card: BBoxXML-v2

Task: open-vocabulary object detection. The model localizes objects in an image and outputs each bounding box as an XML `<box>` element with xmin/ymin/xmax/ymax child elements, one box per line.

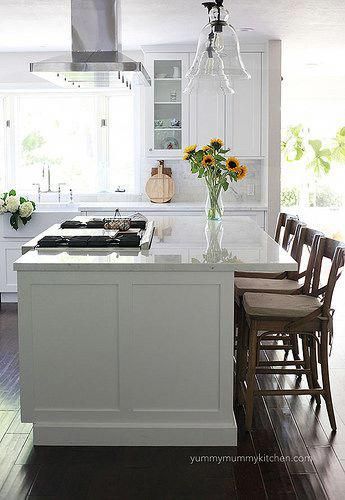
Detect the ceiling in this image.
<box><xmin>0</xmin><ymin>0</ymin><xmax>344</xmax><ymax>75</ymax></box>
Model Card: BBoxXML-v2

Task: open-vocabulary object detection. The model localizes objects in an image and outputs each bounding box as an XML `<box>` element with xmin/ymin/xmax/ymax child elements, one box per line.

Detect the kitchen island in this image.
<box><xmin>14</xmin><ymin>216</ymin><xmax>296</xmax><ymax>446</ymax></box>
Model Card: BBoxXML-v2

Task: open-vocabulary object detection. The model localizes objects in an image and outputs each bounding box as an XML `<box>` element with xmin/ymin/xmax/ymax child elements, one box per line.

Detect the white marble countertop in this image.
<box><xmin>78</xmin><ymin>201</ymin><xmax>268</xmax><ymax>212</ymax></box>
<box><xmin>14</xmin><ymin>215</ymin><xmax>296</xmax><ymax>272</ymax></box>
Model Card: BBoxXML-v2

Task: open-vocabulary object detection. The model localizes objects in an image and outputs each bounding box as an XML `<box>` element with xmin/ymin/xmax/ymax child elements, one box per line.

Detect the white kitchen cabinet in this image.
<box><xmin>189</xmin><ymin>52</ymin><xmax>226</xmax><ymax>146</ymax></box>
<box><xmin>143</xmin><ymin>46</ymin><xmax>265</xmax><ymax>160</ymax></box>
<box><xmin>0</xmin><ymin>240</ymin><xmax>26</xmax><ymax>293</ymax></box>
<box><xmin>188</xmin><ymin>51</ymin><xmax>262</xmax><ymax>157</ymax></box>
<box><xmin>226</xmin><ymin>52</ymin><xmax>263</xmax><ymax>157</ymax></box>
<box><xmin>145</xmin><ymin>52</ymin><xmax>190</xmax><ymax>157</ymax></box>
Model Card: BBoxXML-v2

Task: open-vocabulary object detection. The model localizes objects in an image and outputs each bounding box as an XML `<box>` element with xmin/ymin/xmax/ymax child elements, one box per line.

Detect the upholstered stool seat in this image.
<box><xmin>235</xmin><ymin>277</ymin><xmax>303</xmax><ymax>299</ymax></box>
<box><xmin>243</xmin><ymin>292</ymin><xmax>322</xmax><ymax>318</ymax></box>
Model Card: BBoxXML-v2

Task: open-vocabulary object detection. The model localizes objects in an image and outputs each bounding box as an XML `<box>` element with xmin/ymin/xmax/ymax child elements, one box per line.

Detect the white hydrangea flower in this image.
<box><xmin>6</xmin><ymin>195</ymin><xmax>20</xmax><ymax>213</ymax></box>
<box><xmin>0</xmin><ymin>199</ymin><xmax>6</xmax><ymax>214</ymax></box>
<box><xmin>19</xmin><ymin>201</ymin><xmax>34</xmax><ymax>219</ymax></box>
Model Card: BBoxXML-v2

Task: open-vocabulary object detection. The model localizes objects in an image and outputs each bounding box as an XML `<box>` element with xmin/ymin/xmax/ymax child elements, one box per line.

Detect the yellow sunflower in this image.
<box><xmin>202</xmin><ymin>155</ymin><xmax>216</xmax><ymax>168</ymax></box>
<box><xmin>210</xmin><ymin>138</ymin><xmax>224</xmax><ymax>149</ymax></box>
<box><xmin>184</xmin><ymin>144</ymin><xmax>197</xmax><ymax>155</ymax></box>
<box><xmin>235</xmin><ymin>165</ymin><xmax>248</xmax><ymax>180</ymax></box>
<box><xmin>226</xmin><ymin>157</ymin><xmax>241</xmax><ymax>171</ymax></box>
<box><xmin>202</xmin><ymin>145</ymin><xmax>211</xmax><ymax>152</ymax></box>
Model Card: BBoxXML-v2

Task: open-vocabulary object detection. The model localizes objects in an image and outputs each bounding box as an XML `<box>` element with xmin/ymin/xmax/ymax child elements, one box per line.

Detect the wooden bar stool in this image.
<box><xmin>238</xmin><ymin>237</ymin><xmax>345</xmax><ymax>431</ymax></box>
<box><xmin>235</xmin><ymin>228</ymin><xmax>322</xmax><ymax>397</ymax></box>
<box><xmin>234</xmin><ymin>218</ymin><xmax>308</xmax><ymax>370</ymax></box>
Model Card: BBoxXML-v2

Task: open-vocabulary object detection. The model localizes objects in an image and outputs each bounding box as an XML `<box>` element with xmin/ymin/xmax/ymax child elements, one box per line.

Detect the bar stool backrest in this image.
<box><xmin>310</xmin><ymin>237</ymin><xmax>345</xmax><ymax>315</ymax></box>
<box><xmin>282</xmin><ymin>217</ymin><xmax>304</xmax><ymax>252</ymax></box>
<box><xmin>323</xmin><ymin>245</ymin><xmax>345</xmax><ymax>313</ymax></box>
<box><xmin>274</xmin><ymin>212</ymin><xmax>299</xmax><ymax>246</ymax></box>
<box><xmin>299</xmin><ymin>230</ymin><xmax>324</xmax><ymax>292</ymax></box>
<box><xmin>287</xmin><ymin>226</ymin><xmax>323</xmax><ymax>283</ymax></box>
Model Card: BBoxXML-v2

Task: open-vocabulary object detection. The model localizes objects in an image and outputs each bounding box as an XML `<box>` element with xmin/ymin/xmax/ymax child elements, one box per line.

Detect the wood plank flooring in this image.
<box><xmin>0</xmin><ymin>280</ymin><xmax>344</xmax><ymax>499</ymax></box>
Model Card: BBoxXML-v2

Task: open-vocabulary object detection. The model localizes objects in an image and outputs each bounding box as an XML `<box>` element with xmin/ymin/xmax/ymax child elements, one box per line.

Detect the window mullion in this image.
<box><xmin>96</xmin><ymin>95</ymin><xmax>109</xmax><ymax>192</ymax></box>
<box><xmin>3</xmin><ymin>96</ymin><xmax>17</xmax><ymax>190</ymax></box>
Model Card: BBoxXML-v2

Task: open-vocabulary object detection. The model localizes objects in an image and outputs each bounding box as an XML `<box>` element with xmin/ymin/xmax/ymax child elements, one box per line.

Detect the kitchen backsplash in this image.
<box><xmin>140</xmin><ymin>159</ymin><xmax>264</xmax><ymax>204</ymax></box>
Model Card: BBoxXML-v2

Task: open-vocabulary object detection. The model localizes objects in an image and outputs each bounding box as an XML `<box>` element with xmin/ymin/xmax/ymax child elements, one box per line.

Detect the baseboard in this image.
<box><xmin>33</xmin><ymin>422</ymin><xmax>238</xmax><ymax>446</ymax></box>
<box><xmin>1</xmin><ymin>293</ymin><xmax>17</xmax><ymax>303</ymax></box>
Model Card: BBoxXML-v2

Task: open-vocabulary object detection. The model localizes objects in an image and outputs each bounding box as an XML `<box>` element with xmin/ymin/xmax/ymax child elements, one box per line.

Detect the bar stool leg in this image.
<box><xmin>302</xmin><ymin>335</ymin><xmax>316</xmax><ymax>397</ymax></box>
<box><xmin>309</xmin><ymin>336</ymin><xmax>321</xmax><ymax>405</ymax></box>
<box><xmin>320</xmin><ymin>323</ymin><xmax>336</xmax><ymax>431</ymax></box>
<box><xmin>235</xmin><ymin>306</ymin><xmax>248</xmax><ymax>404</ymax></box>
<box><xmin>245</xmin><ymin>322</ymin><xmax>258</xmax><ymax>431</ymax></box>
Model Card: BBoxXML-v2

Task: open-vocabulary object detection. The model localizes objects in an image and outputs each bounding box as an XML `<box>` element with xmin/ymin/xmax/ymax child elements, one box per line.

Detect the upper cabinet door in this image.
<box><xmin>226</xmin><ymin>52</ymin><xmax>262</xmax><ymax>157</ymax></box>
<box><xmin>145</xmin><ymin>52</ymin><xmax>190</xmax><ymax>158</ymax></box>
<box><xmin>189</xmin><ymin>54</ymin><xmax>226</xmax><ymax>147</ymax></box>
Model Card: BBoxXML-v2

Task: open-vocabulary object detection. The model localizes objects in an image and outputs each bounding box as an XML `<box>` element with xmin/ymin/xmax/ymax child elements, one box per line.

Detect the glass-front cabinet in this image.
<box><xmin>145</xmin><ymin>53</ymin><xmax>190</xmax><ymax>157</ymax></box>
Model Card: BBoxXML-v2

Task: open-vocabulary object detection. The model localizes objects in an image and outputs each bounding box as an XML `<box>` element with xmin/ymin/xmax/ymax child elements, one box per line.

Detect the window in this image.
<box><xmin>108</xmin><ymin>94</ymin><xmax>135</xmax><ymax>191</ymax></box>
<box><xmin>16</xmin><ymin>96</ymin><xmax>98</xmax><ymax>193</ymax></box>
<box><xmin>0</xmin><ymin>92</ymin><xmax>137</xmax><ymax>195</ymax></box>
<box><xmin>0</xmin><ymin>98</ymin><xmax>5</xmax><ymax>187</ymax></box>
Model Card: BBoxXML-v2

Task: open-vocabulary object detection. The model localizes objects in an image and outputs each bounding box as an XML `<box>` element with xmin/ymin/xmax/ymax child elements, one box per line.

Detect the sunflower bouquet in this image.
<box><xmin>183</xmin><ymin>138</ymin><xmax>248</xmax><ymax>220</ymax></box>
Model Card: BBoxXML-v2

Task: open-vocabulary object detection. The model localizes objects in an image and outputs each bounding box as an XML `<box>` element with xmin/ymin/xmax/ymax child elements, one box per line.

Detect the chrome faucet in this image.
<box><xmin>33</xmin><ymin>165</ymin><xmax>69</xmax><ymax>203</ymax></box>
<box><xmin>41</xmin><ymin>164</ymin><xmax>55</xmax><ymax>193</ymax></box>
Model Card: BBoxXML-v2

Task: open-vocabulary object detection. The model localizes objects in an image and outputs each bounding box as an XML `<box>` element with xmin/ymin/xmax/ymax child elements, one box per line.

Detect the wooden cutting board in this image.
<box><xmin>145</xmin><ymin>164</ymin><xmax>175</xmax><ymax>203</ymax></box>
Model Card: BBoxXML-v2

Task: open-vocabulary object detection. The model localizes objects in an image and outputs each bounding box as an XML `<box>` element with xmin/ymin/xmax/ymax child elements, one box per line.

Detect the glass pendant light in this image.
<box><xmin>184</xmin><ymin>0</ymin><xmax>250</xmax><ymax>95</ymax></box>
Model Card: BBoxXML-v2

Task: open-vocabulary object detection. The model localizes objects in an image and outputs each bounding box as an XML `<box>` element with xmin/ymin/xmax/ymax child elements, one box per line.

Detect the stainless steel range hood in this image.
<box><xmin>30</xmin><ymin>0</ymin><xmax>151</xmax><ymax>89</ymax></box>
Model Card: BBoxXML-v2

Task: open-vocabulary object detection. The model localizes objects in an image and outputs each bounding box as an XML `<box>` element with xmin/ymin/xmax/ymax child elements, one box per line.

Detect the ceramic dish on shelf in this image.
<box><xmin>156</xmin><ymin>73</ymin><xmax>167</xmax><ymax>78</ymax></box>
<box><xmin>160</xmin><ymin>136</ymin><xmax>179</xmax><ymax>150</ymax></box>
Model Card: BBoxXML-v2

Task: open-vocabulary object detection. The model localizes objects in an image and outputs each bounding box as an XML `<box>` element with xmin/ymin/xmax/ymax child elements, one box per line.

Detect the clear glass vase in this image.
<box><xmin>205</xmin><ymin>185</ymin><xmax>224</xmax><ymax>220</ymax></box>
<box><xmin>204</xmin><ymin>221</ymin><xmax>224</xmax><ymax>263</ymax></box>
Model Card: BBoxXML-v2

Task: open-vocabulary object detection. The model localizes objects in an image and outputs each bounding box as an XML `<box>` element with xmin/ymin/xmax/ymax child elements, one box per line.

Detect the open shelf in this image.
<box><xmin>154</xmin><ymin>128</ymin><xmax>182</xmax><ymax>131</ymax></box>
<box><xmin>154</xmin><ymin>102</ymin><xmax>182</xmax><ymax>105</ymax></box>
<box><xmin>154</xmin><ymin>78</ymin><xmax>182</xmax><ymax>81</ymax></box>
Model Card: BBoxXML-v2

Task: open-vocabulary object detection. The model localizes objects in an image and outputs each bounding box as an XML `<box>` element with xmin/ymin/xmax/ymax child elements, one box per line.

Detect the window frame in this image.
<box><xmin>0</xmin><ymin>90</ymin><xmax>140</xmax><ymax>195</ymax></box>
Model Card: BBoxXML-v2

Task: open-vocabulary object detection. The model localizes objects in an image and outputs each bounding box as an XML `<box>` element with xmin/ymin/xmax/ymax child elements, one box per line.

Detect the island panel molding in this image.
<box><xmin>18</xmin><ymin>270</ymin><xmax>235</xmax><ymax>446</ymax></box>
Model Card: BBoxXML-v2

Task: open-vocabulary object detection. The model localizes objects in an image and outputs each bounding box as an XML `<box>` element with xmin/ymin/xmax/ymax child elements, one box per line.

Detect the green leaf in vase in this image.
<box><xmin>195</xmin><ymin>150</ymin><xmax>204</xmax><ymax>161</ymax></box>
<box><xmin>10</xmin><ymin>214</ymin><xmax>19</xmax><ymax>230</ymax></box>
<box><xmin>191</xmin><ymin>164</ymin><xmax>198</xmax><ymax>174</ymax></box>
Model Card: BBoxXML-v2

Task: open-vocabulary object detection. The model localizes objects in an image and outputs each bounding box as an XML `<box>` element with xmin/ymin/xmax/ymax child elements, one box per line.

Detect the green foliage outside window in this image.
<box><xmin>281</xmin><ymin>124</ymin><xmax>345</xmax><ymax>176</ymax></box>
<box><xmin>22</xmin><ymin>130</ymin><xmax>62</xmax><ymax>167</ymax></box>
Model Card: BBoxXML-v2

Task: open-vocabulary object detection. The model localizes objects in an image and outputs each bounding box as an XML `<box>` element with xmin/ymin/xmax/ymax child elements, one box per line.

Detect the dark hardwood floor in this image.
<box><xmin>0</xmin><ymin>279</ymin><xmax>344</xmax><ymax>499</ymax></box>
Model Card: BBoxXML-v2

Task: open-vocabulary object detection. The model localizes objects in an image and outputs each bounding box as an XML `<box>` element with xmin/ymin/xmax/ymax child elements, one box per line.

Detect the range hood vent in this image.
<box><xmin>30</xmin><ymin>0</ymin><xmax>151</xmax><ymax>90</ymax></box>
